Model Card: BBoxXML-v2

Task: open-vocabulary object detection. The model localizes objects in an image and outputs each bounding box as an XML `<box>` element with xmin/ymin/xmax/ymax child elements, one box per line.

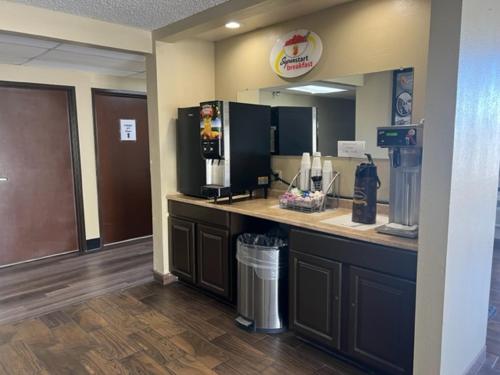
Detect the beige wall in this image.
<box><xmin>355</xmin><ymin>71</ymin><xmax>393</xmax><ymax>159</ymax></box>
<box><xmin>0</xmin><ymin>0</ymin><xmax>151</xmax><ymax>53</ymax></box>
<box><xmin>147</xmin><ymin>39</ymin><xmax>215</xmax><ymax>275</ymax></box>
<box><xmin>0</xmin><ymin>63</ymin><xmax>146</xmax><ymax>240</ymax></box>
<box><xmin>258</xmin><ymin>91</ymin><xmax>355</xmax><ymax>156</ymax></box>
<box><xmin>271</xmin><ymin>155</ymin><xmax>390</xmax><ymax>202</ymax></box>
<box><xmin>215</xmin><ymin>0</ymin><xmax>430</xmax><ymax>124</ymax></box>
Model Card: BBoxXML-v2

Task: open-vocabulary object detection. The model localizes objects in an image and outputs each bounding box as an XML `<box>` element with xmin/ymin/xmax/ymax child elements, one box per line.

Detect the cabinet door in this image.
<box><xmin>197</xmin><ymin>224</ymin><xmax>230</xmax><ymax>298</ymax></box>
<box><xmin>168</xmin><ymin>217</ymin><xmax>196</xmax><ymax>283</ymax></box>
<box><xmin>290</xmin><ymin>251</ymin><xmax>342</xmax><ymax>350</ymax></box>
<box><xmin>348</xmin><ymin>266</ymin><xmax>415</xmax><ymax>375</ymax></box>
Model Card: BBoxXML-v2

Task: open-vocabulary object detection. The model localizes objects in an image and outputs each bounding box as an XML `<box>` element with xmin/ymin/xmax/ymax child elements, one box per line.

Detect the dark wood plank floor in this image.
<box><xmin>0</xmin><ymin>241</ymin><xmax>365</xmax><ymax>375</ymax></box>
<box><xmin>0</xmin><ymin>240</ymin><xmax>153</xmax><ymax>324</ymax></box>
<box><xmin>479</xmin><ymin>246</ymin><xmax>500</xmax><ymax>374</ymax></box>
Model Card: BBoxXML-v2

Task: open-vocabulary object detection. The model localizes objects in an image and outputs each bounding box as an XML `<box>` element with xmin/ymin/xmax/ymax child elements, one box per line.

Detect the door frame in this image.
<box><xmin>91</xmin><ymin>88</ymin><xmax>149</xmax><ymax>251</ymax></box>
<box><xmin>0</xmin><ymin>81</ymin><xmax>87</xmax><ymax>254</ymax></box>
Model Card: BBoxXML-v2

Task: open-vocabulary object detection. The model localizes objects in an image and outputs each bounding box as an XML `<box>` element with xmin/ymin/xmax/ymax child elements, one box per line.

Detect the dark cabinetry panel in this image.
<box><xmin>290</xmin><ymin>251</ymin><xmax>341</xmax><ymax>349</ymax></box>
<box><xmin>289</xmin><ymin>229</ymin><xmax>416</xmax><ymax>375</ymax></box>
<box><xmin>197</xmin><ymin>225</ymin><xmax>230</xmax><ymax>298</ymax></box>
<box><xmin>348</xmin><ymin>267</ymin><xmax>415</xmax><ymax>375</ymax></box>
<box><xmin>168</xmin><ymin>217</ymin><xmax>196</xmax><ymax>283</ymax></box>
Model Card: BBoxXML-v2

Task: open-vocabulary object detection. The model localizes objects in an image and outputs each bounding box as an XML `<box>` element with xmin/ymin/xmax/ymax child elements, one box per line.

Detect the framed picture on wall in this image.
<box><xmin>392</xmin><ymin>68</ymin><xmax>414</xmax><ymax>125</ymax></box>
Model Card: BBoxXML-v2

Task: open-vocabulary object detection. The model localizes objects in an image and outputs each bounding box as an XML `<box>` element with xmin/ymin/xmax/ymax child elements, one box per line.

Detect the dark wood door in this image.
<box><xmin>197</xmin><ymin>224</ymin><xmax>230</xmax><ymax>298</ymax></box>
<box><xmin>290</xmin><ymin>250</ymin><xmax>342</xmax><ymax>349</ymax></box>
<box><xmin>0</xmin><ymin>85</ymin><xmax>79</xmax><ymax>266</ymax></box>
<box><xmin>348</xmin><ymin>266</ymin><xmax>415</xmax><ymax>375</ymax></box>
<box><xmin>168</xmin><ymin>217</ymin><xmax>196</xmax><ymax>283</ymax></box>
<box><xmin>93</xmin><ymin>91</ymin><xmax>151</xmax><ymax>245</ymax></box>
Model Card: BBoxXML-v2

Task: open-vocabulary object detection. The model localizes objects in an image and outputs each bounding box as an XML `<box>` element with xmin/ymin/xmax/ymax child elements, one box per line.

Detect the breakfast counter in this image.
<box><xmin>167</xmin><ymin>193</ymin><xmax>418</xmax><ymax>252</ymax></box>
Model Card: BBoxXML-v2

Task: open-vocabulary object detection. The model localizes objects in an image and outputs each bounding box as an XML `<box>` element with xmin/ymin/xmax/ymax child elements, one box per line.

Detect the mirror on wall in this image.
<box><xmin>239</xmin><ymin>68</ymin><xmax>414</xmax><ymax>159</ymax></box>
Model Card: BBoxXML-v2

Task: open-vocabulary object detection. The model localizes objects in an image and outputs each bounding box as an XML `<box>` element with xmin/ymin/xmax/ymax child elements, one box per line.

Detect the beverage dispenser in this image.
<box><xmin>376</xmin><ymin>124</ymin><xmax>423</xmax><ymax>238</ymax></box>
<box><xmin>200</xmin><ymin>100</ymin><xmax>271</xmax><ymax>202</ymax></box>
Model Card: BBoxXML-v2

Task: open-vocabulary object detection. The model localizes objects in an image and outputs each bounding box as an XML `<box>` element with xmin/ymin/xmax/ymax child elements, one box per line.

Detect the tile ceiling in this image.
<box><xmin>5</xmin><ymin>0</ymin><xmax>228</xmax><ymax>30</ymax></box>
<box><xmin>0</xmin><ymin>32</ymin><xmax>146</xmax><ymax>78</ymax></box>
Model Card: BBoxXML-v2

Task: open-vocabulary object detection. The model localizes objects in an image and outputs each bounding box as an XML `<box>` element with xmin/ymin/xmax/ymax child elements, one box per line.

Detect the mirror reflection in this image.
<box><xmin>251</xmin><ymin>68</ymin><xmax>414</xmax><ymax>159</ymax></box>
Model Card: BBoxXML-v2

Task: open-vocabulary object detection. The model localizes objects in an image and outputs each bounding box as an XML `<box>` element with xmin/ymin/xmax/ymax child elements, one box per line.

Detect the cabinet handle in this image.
<box><xmin>0</xmin><ymin>177</ymin><xmax>7</xmax><ymax>182</ymax></box>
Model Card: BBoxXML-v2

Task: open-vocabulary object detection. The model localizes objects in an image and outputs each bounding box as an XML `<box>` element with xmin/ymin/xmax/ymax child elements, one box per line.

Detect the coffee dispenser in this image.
<box><xmin>376</xmin><ymin>124</ymin><xmax>423</xmax><ymax>238</ymax></box>
<box><xmin>352</xmin><ymin>154</ymin><xmax>380</xmax><ymax>224</ymax></box>
<box><xmin>200</xmin><ymin>100</ymin><xmax>271</xmax><ymax>202</ymax></box>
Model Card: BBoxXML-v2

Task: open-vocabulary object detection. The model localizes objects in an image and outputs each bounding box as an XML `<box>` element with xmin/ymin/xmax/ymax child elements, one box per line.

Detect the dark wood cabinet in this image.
<box><xmin>197</xmin><ymin>224</ymin><xmax>230</xmax><ymax>298</ymax></box>
<box><xmin>347</xmin><ymin>266</ymin><xmax>415</xmax><ymax>375</ymax></box>
<box><xmin>168</xmin><ymin>217</ymin><xmax>196</xmax><ymax>283</ymax></box>
<box><xmin>290</xmin><ymin>251</ymin><xmax>341</xmax><ymax>349</ymax></box>
<box><xmin>289</xmin><ymin>229</ymin><xmax>417</xmax><ymax>375</ymax></box>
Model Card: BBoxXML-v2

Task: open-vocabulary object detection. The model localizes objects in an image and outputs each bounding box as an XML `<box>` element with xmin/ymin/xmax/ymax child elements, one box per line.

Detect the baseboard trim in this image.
<box><xmin>465</xmin><ymin>346</ymin><xmax>486</xmax><ymax>375</ymax></box>
<box><xmin>153</xmin><ymin>271</ymin><xmax>178</xmax><ymax>286</ymax></box>
<box><xmin>103</xmin><ymin>235</ymin><xmax>152</xmax><ymax>250</ymax></box>
<box><xmin>85</xmin><ymin>238</ymin><xmax>101</xmax><ymax>251</ymax></box>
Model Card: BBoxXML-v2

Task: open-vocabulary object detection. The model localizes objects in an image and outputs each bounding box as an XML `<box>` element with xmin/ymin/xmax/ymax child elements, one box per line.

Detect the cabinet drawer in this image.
<box><xmin>290</xmin><ymin>229</ymin><xmax>417</xmax><ymax>281</ymax></box>
<box><xmin>169</xmin><ymin>200</ymin><xmax>230</xmax><ymax>228</ymax></box>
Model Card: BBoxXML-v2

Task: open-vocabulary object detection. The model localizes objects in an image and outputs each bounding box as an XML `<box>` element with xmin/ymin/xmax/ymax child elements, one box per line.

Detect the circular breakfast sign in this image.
<box><xmin>269</xmin><ymin>29</ymin><xmax>323</xmax><ymax>78</ymax></box>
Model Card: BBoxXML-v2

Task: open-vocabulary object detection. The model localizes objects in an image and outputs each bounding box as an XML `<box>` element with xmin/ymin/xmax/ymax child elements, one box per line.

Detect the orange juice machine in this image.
<box><xmin>200</xmin><ymin>101</ymin><xmax>271</xmax><ymax>202</ymax></box>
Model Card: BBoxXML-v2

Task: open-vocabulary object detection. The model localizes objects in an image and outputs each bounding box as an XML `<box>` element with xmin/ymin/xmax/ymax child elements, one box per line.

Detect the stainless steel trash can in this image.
<box><xmin>235</xmin><ymin>233</ymin><xmax>288</xmax><ymax>333</ymax></box>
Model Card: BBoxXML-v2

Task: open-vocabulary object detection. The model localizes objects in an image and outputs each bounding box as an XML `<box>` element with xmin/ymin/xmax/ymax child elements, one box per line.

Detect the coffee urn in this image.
<box><xmin>352</xmin><ymin>154</ymin><xmax>380</xmax><ymax>224</ymax></box>
<box><xmin>376</xmin><ymin>124</ymin><xmax>423</xmax><ymax>238</ymax></box>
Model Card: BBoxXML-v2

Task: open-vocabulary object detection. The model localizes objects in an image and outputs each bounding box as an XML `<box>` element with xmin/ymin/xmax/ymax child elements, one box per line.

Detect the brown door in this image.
<box><xmin>0</xmin><ymin>84</ymin><xmax>80</xmax><ymax>266</ymax></box>
<box><xmin>93</xmin><ymin>91</ymin><xmax>152</xmax><ymax>245</ymax></box>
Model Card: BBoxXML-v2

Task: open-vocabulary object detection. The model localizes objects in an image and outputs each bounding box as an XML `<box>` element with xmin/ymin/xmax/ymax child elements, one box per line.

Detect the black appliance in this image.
<box><xmin>200</xmin><ymin>101</ymin><xmax>271</xmax><ymax>201</ymax></box>
<box><xmin>352</xmin><ymin>154</ymin><xmax>380</xmax><ymax>224</ymax></box>
<box><xmin>271</xmin><ymin>106</ymin><xmax>317</xmax><ymax>155</ymax></box>
<box><xmin>176</xmin><ymin>107</ymin><xmax>206</xmax><ymax>197</ymax></box>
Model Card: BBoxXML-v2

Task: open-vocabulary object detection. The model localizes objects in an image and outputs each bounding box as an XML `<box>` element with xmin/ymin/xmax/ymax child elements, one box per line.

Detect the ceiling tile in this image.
<box><xmin>0</xmin><ymin>33</ymin><xmax>59</xmax><ymax>48</ymax></box>
<box><xmin>24</xmin><ymin>59</ymin><xmax>137</xmax><ymax>76</ymax></box>
<box><xmin>56</xmin><ymin>44</ymin><xmax>145</xmax><ymax>62</ymax></box>
<box><xmin>0</xmin><ymin>56</ymin><xmax>30</xmax><ymax>65</ymax></box>
<box><xmin>0</xmin><ymin>42</ymin><xmax>48</xmax><ymax>59</ymax></box>
<box><xmin>36</xmin><ymin>49</ymin><xmax>145</xmax><ymax>72</ymax></box>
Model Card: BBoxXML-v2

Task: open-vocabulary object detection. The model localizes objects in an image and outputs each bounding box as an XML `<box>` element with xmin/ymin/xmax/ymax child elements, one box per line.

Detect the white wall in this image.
<box><xmin>147</xmin><ymin>39</ymin><xmax>215</xmax><ymax>275</ymax></box>
<box><xmin>355</xmin><ymin>71</ymin><xmax>393</xmax><ymax>159</ymax></box>
<box><xmin>414</xmin><ymin>0</ymin><xmax>500</xmax><ymax>373</ymax></box>
<box><xmin>0</xmin><ymin>63</ymin><xmax>146</xmax><ymax>240</ymax></box>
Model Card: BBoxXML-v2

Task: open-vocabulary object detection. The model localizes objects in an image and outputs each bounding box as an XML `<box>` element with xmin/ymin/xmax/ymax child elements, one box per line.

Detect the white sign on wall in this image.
<box><xmin>120</xmin><ymin>119</ymin><xmax>137</xmax><ymax>141</ymax></box>
<box><xmin>338</xmin><ymin>141</ymin><xmax>366</xmax><ymax>158</ymax></box>
<box><xmin>269</xmin><ymin>29</ymin><xmax>323</xmax><ymax>78</ymax></box>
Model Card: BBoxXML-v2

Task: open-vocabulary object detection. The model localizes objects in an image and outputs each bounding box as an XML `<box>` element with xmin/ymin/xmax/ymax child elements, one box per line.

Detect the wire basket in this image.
<box><xmin>278</xmin><ymin>171</ymin><xmax>340</xmax><ymax>213</ymax></box>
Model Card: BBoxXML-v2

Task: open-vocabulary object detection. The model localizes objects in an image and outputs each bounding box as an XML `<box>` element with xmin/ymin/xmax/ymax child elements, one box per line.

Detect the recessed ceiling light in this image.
<box><xmin>287</xmin><ymin>85</ymin><xmax>347</xmax><ymax>95</ymax></box>
<box><xmin>225</xmin><ymin>21</ymin><xmax>241</xmax><ymax>29</ymax></box>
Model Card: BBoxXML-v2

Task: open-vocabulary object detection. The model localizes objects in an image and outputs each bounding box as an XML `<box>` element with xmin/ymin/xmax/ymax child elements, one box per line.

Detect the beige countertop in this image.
<box><xmin>167</xmin><ymin>194</ymin><xmax>418</xmax><ymax>252</ymax></box>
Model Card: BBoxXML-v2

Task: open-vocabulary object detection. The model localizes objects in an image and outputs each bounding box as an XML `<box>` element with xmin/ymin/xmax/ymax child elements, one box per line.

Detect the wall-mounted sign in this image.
<box><xmin>270</xmin><ymin>29</ymin><xmax>323</xmax><ymax>78</ymax></box>
<box><xmin>120</xmin><ymin>119</ymin><xmax>137</xmax><ymax>141</ymax></box>
<box><xmin>392</xmin><ymin>68</ymin><xmax>414</xmax><ymax>125</ymax></box>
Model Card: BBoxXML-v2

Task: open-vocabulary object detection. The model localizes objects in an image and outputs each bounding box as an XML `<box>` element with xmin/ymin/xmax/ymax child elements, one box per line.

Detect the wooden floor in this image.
<box><xmin>0</xmin><ymin>241</ymin><xmax>365</xmax><ymax>375</ymax></box>
<box><xmin>0</xmin><ymin>240</ymin><xmax>153</xmax><ymax>324</ymax></box>
<box><xmin>479</xmin><ymin>247</ymin><xmax>500</xmax><ymax>374</ymax></box>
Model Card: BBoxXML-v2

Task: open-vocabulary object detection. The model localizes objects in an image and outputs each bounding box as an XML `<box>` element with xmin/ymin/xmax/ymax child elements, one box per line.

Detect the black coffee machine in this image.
<box><xmin>352</xmin><ymin>154</ymin><xmax>380</xmax><ymax>224</ymax></box>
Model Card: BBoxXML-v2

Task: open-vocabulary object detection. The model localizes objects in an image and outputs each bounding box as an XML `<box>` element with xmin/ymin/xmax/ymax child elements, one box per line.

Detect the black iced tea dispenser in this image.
<box><xmin>352</xmin><ymin>154</ymin><xmax>380</xmax><ymax>224</ymax></box>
